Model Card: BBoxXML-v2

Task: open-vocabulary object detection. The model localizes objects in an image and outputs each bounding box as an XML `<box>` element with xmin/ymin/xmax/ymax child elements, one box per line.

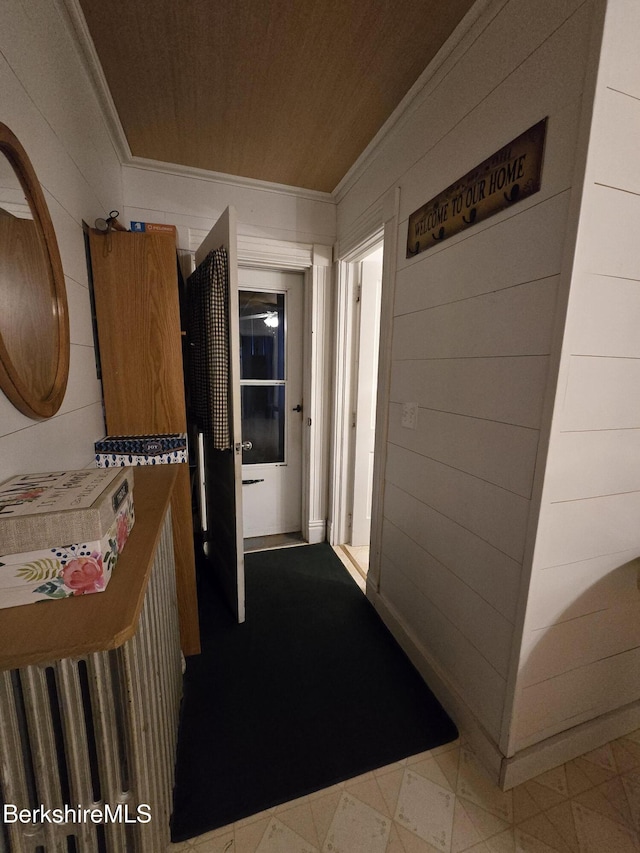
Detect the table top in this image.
<box><xmin>0</xmin><ymin>465</ymin><xmax>178</xmax><ymax>671</ymax></box>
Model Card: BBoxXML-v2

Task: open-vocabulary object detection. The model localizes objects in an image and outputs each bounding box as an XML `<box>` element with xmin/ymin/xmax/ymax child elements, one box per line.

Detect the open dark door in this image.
<box><xmin>193</xmin><ymin>206</ymin><xmax>245</xmax><ymax>622</ymax></box>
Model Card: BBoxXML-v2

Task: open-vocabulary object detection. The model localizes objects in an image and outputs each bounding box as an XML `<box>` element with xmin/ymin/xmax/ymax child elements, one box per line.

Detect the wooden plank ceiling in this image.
<box><xmin>78</xmin><ymin>0</ymin><xmax>476</xmax><ymax>193</ymax></box>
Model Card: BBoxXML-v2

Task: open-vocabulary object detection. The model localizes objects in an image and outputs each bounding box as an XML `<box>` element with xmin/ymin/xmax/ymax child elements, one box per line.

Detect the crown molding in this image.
<box><xmin>188</xmin><ymin>229</ymin><xmax>315</xmax><ymax>270</ymax></box>
<box><xmin>123</xmin><ymin>157</ymin><xmax>334</xmax><ymax>204</ymax></box>
<box><xmin>332</xmin><ymin>0</ymin><xmax>501</xmax><ymax>203</ymax></box>
<box><xmin>56</xmin><ymin>0</ymin><xmax>132</xmax><ymax>164</ymax></box>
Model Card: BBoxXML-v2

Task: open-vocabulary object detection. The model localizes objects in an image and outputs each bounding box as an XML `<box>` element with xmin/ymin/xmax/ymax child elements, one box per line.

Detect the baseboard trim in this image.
<box><xmin>500</xmin><ymin>700</ymin><xmax>640</xmax><ymax>789</ymax></box>
<box><xmin>307</xmin><ymin>520</ymin><xmax>326</xmax><ymax>545</ymax></box>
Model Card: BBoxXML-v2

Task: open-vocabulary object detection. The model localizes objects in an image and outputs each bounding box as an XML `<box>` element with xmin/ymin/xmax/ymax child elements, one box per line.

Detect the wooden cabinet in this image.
<box><xmin>88</xmin><ymin>229</ymin><xmax>200</xmax><ymax>655</ymax></box>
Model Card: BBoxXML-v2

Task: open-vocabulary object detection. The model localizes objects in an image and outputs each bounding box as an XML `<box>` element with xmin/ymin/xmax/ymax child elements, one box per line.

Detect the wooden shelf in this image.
<box><xmin>0</xmin><ymin>466</ymin><xmax>178</xmax><ymax>672</ymax></box>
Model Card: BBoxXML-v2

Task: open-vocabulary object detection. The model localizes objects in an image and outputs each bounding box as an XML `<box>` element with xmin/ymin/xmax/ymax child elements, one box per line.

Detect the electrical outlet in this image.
<box><xmin>401</xmin><ymin>402</ymin><xmax>418</xmax><ymax>430</ymax></box>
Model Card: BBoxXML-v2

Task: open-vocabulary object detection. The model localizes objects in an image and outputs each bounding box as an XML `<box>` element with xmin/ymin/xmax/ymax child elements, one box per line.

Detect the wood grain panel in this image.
<box><xmin>89</xmin><ymin>230</ymin><xmax>187</xmax><ymax>435</ymax></box>
<box><xmin>89</xmin><ymin>229</ymin><xmax>199</xmax><ymax>655</ymax></box>
<box><xmin>0</xmin><ymin>215</ymin><xmax>58</xmax><ymax>399</ymax></box>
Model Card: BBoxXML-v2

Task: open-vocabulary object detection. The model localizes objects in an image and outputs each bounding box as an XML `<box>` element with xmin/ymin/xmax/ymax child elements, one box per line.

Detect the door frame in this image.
<box><xmin>189</xmin><ymin>228</ymin><xmax>334</xmax><ymax>545</ymax></box>
<box><xmin>329</xmin><ymin>187</ymin><xmax>400</xmax><ymax>594</ymax></box>
<box><xmin>238</xmin><ymin>244</ymin><xmax>332</xmax><ymax>546</ymax></box>
<box><xmin>238</xmin><ymin>268</ymin><xmax>304</xmax><ymax>538</ymax></box>
<box><xmin>350</xmin><ymin>251</ymin><xmax>384</xmax><ymax>546</ymax></box>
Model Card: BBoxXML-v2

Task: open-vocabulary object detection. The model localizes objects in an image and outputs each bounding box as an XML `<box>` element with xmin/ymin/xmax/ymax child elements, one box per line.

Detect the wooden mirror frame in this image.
<box><xmin>0</xmin><ymin>123</ymin><xmax>69</xmax><ymax>419</ymax></box>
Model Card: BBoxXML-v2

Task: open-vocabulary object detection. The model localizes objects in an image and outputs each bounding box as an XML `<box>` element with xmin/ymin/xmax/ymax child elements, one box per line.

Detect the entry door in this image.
<box><xmin>239</xmin><ymin>269</ymin><xmax>304</xmax><ymax>538</ymax></box>
<box><xmin>351</xmin><ymin>258</ymin><xmax>382</xmax><ymax>546</ymax></box>
<box><xmin>195</xmin><ymin>206</ymin><xmax>245</xmax><ymax>623</ymax></box>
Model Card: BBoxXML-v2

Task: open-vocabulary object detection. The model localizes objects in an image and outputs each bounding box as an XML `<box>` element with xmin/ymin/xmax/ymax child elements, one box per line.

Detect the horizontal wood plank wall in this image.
<box><xmin>121</xmin><ymin>165</ymin><xmax>337</xmax><ymax>256</ymax></box>
<box><xmin>89</xmin><ymin>230</ymin><xmax>199</xmax><ymax>656</ymax></box>
<box><xmin>0</xmin><ymin>1</ymin><xmax>121</xmax><ymax>480</ymax></box>
<box><xmin>337</xmin><ymin>0</ymin><xmax>594</xmax><ymax>745</ymax></box>
<box><xmin>509</xmin><ymin>0</ymin><xmax>640</xmax><ymax>753</ymax></box>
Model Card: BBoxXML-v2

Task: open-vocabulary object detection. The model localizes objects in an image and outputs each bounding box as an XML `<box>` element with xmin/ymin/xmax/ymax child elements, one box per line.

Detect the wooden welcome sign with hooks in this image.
<box><xmin>406</xmin><ymin>118</ymin><xmax>547</xmax><ymax>258</ymax></box>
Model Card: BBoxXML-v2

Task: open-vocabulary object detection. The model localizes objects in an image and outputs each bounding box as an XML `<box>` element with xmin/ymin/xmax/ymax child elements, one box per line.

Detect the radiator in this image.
<box><xmin>0</xmin><ymin>512</ymin><xmax>183</xmax><ymax>853</ymax></box>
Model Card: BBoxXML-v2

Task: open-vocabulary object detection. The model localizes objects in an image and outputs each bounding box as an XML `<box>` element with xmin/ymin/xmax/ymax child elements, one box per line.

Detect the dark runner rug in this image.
<box><xmin>170</xmin><ymin>543</ymin><xmax>457</xmax><ymax>842</ymax></box>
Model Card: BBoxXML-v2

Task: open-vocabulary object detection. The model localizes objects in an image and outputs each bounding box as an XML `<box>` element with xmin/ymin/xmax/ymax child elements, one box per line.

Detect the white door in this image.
<box><xmin>195</xmin><ymin>206</ymin><xmax>245</xmax><ymax>622</ymax></box>
<box><xmin>239</xmin><ymin>268</ymin><xmax>304</xmax><ymax>539</ymax></box>
<box><xmin>351</xmin><ymin>255</ymin><xmax>382</xmax><ymax>546</ymax></box>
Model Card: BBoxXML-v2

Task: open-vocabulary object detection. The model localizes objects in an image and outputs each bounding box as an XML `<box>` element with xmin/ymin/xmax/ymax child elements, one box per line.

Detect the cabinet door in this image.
<box><xmin>89</xmin><ymin>230</ymin><xmax>187</xmax><ymax>435</ymax></box>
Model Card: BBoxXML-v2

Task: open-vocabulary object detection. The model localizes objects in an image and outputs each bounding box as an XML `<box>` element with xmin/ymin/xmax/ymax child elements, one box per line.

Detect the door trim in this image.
<box><xmin>189</xmin><ymin>228</ymin><xmax>333</xmax><ymax>546</ymax></box>
<box><xmin>236</xmin><ymin>238</ymin><xmax>332</xmax><ymax>545</ymax></box>
<box><xmin>329</xmin><ymin>187</ymin><xmax>400</xmax><ymax>595</ymax></box>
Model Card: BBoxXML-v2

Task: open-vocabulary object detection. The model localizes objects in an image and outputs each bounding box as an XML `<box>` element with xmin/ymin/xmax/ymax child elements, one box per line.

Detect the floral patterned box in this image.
<box><xmin>0</xmin><ymin>494</ymin><xmax>135</xmax><ymax>608</ymax></box>
<box><xmin>0</xmin><ymin>468</ymin><xmax>135</xmax><ymax>609</ymax></box>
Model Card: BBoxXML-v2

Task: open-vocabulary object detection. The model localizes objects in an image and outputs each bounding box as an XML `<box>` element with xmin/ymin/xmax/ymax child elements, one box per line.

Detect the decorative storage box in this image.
<box><xmin>95</xmin><ymin>433</ymin><xmax>187</xmax><ymax>467</ymax></box>
<box><xmin>0</xmin><ymin>468</ymin><xmax>135</xmax><ymax>609</ymax></box>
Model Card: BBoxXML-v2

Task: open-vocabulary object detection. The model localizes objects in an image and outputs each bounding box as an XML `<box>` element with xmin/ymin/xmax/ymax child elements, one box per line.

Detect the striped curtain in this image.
<box><xmin>187</xmin><ymin>248</ymin><xmax>231</xmax><ymax>450</ymax></box>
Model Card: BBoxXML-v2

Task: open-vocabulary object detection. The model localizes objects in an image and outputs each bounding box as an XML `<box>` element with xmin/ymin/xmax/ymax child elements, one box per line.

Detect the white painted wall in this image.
<box><xmin>337</xmin><ymin>0</ymin><xmax>603</xmax><ymax>756</ymax></box>
<box><xmin>121</xmin><ymin>163</ymin><xmax>336</xmax><ymax>256</ymax></box>
<box><xmin>508</xmin><ymin>0</ymin><xmax>640</xmax><ymax>754</ymax></box>
<box><xmin>0</xmin><ymin>0</ymin><xmax>122</xmax><ymax>479</ymax></box>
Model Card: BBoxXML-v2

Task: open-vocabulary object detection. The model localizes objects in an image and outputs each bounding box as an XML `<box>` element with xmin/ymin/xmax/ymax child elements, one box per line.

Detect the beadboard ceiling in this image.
<box><xmin>77</xmin><ymin>0</ymin><xmax>476</xmax><ymax>193</ymax></box>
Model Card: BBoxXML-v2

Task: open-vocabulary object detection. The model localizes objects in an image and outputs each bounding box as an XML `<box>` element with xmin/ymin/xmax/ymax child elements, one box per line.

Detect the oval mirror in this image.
<box><xmin>0</xmin><ymin>123</ymin><xmax>69</xmax><ymax>420</ymax></box>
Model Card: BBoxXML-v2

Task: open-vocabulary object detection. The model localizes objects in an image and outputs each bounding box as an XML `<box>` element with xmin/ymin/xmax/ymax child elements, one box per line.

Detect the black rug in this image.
<box><xmin>170</xmin><ymin>543</ymin><xmax>457</xmax><ymax>842</ymax></box>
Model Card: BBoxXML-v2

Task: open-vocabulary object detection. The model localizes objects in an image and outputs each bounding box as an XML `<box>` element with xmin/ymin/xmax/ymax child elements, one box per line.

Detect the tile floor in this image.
<box><xmin>340</xmin><ymin>544</ymin><xmax>370</xmax><ymax>581</ymax></box>
<box><xmin>167</xmin><ymin>729</ymin><xmax>640</xmax><ymax>852</ymax></box>
<box><xmin>334</xmin><ymin>545</ymin><xmax>368</xmax><ymax>592</ymax></box>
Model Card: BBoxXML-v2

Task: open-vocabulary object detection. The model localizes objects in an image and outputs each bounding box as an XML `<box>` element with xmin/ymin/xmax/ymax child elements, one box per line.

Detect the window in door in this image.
<box><xmin>239</xmin><ymin>290</ymin><xmax>286</xmax><ymax>465</ymax></box>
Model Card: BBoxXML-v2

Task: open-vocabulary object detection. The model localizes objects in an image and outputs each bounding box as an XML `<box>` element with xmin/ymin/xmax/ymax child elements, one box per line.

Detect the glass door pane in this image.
<box><xmin>240</xmin><ymin>385</ymin><xmax>285</xmax><ymax>464</ymax></box>
<box><xmin>239</xmin><ymin>291</ymin><xmax>285</xmax><ymax>380</ymax></box>
<box><xmin>239</xmin><ymin>289</ymin><xmax>286</xmax><ymax>466</ymax></box>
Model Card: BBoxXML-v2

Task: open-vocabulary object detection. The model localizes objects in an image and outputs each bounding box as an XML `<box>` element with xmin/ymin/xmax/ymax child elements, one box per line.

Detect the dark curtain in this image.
<box><xmin>186</xmin><ymin>248</ymin><xmax>231</xmax><ymax>450</ymax></box>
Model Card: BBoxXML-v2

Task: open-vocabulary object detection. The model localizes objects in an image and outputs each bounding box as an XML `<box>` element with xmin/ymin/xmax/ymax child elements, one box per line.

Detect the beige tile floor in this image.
<box><xmin>167</xmin><ymin>729</ymin><xmax>640</xmax><ymax>852</ymax></box>
<box><xmin>340</xmin><ymin>544</ymin><xmax>370</xmax><ymax>580</ymax></box>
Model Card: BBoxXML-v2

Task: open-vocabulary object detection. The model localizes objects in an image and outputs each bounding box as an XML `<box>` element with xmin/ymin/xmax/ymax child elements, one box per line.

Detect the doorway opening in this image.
<box><xmin>331</xmin><ymin>234</ymin><xmax>385</xmax><ymax>582</ymax></box>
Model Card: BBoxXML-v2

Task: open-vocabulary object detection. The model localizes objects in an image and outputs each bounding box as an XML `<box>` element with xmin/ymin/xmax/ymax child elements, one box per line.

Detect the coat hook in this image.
<box><xmin>504</xmin><ymin>184</ymin><xmax>520</xmax><ymax>204</ymax></box>
<box><xmin>95</xmin><ymin>210</ymin><xmax>128</xmax><ymax>233</ymax></box>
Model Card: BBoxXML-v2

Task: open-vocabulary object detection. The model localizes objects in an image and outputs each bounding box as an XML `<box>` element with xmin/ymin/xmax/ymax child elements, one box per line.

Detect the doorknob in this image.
<box><xmin>292</xmin><ymin>404</ymin><xmax>302</xmax><ymax>412</ymax></box>
<box><xmin>242</xmin><ymin>440</ymin><xmax>253</xmax><ymax>451</ymax></box>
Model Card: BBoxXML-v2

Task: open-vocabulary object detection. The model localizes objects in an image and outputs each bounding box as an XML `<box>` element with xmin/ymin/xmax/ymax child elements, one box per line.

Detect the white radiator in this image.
<box><xmin>0</xmin><ymin>513</ymin><xmax>183</xmax><ymax>853</ymax></box>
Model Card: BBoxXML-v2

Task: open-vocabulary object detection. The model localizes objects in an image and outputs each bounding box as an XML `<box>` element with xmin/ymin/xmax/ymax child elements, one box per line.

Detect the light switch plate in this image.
<box><xmin>401</xmin><ymin>402</ymin><xmax>418</xmax><ymax>430</ymax></box>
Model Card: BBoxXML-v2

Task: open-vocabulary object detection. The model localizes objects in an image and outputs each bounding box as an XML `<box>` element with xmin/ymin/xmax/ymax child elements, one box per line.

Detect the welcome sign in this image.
<box><xmin>406</xmin><ymin>118</ymin><xmax>547</xmax><ymax>258</ymax></box>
